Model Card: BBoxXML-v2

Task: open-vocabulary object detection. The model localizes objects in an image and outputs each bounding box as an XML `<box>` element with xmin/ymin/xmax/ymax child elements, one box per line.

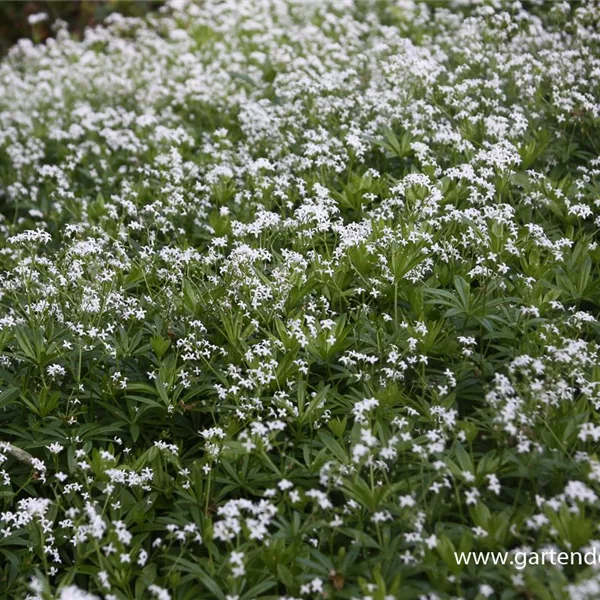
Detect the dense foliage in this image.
<box><xmin>0</xmin><ymin>1</ymin><xmax>600</xmax><ymax>599</ymax></box>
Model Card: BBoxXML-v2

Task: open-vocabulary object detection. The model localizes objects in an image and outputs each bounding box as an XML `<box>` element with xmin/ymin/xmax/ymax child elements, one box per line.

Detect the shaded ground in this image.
<box><xmin>0</xmin><ymin>0</ymin><xmax>161</xmax><ymax>54</ymax></box>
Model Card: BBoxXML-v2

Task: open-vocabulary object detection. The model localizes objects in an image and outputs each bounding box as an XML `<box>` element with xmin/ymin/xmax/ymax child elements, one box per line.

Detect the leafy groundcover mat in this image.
<box><xmin>0</xmin><ymin>1</ymin><xmax>600</xmax><ymax>599</ymax></box>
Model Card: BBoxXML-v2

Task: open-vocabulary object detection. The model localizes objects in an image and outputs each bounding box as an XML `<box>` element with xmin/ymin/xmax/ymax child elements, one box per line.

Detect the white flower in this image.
<box><xmin>48</xmin><ymin>443</ymin><xmax>64</xmax><ymax>455</ymax></box>
<box><xmin>148</xmin><ymin>585</ymin><xmax>171</xmax><ymax>600</ymax></box>
<box><xmin>229</xmin><ymin>551</ymin><xmax>245</xmax><ymax>578</ymax></box>
<box><xmin>47</xmin><ymin>364</ymin><xmax>66</xmax><ymax>378</ymax></box>
<box><xmin>465</xmin><ymin>488</ymin><xmax>481</xmax><ymax>506</ymax></box>
<box><xmin>27</xmin><ymin>12</ymin><xmax>48</xmax><ymax>25</ymax></box>
<box><xmin>57</xmin><ymin>586</ymin><xmax>99</xmax><ymax>600</ymax></box>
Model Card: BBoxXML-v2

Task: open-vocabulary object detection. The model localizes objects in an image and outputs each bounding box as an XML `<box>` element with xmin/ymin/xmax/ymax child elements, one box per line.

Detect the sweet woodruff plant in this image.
<box><xmin>0</xmin><ymin>1</ymin><xmax>599</xmax><ymax>599</ymax></box>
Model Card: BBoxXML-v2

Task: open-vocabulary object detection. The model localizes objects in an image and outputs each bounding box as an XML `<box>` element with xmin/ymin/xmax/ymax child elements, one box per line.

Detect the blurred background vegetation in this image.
<box><xmin>0</xmin><ymin>1</ymin><xmax>583</xmax><ymax>56</ymax></box>
<box><xmin>0</xmin><ymin>1</ymin><xmax>163</xmax><ymax>54</ymax></box>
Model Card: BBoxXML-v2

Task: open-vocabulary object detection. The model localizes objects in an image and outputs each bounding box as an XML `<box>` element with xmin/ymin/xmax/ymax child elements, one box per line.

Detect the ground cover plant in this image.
<box><xmin>0</xmin><ymin>0</ymin><xmax>599</xmax><ymax>598</ymax></box>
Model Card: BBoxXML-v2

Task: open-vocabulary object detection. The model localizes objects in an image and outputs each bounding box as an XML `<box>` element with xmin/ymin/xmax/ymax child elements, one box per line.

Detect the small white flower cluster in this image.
<box><xmin>213</xmin><ymin>498</ymin><xmax>277</xmax><ymax>543</ymax></box>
